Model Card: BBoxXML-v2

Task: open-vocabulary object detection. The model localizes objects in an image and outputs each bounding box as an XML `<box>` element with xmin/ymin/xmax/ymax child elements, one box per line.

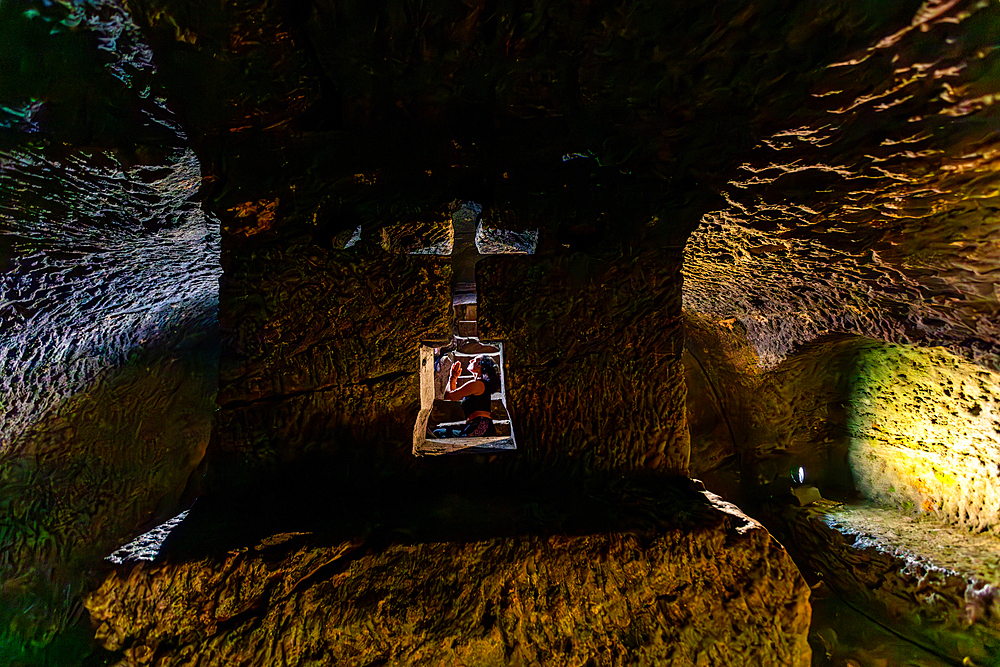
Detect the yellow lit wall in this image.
<box><xmin>847</xmin><ymin>345</ymin><xmax>1000</xmax><ymax>534</ymax></box>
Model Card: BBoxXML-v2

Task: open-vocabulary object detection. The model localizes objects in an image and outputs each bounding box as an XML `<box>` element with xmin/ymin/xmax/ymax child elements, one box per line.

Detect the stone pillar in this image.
<box><xmin>450</xmin><ymin>203</ymin><xmax>480</xmax><ymax>303</ymax></box>
<box><xmin>478</xmin><ymin>247</ymin><xmax>689</xmax><ymax>475</ymax></box>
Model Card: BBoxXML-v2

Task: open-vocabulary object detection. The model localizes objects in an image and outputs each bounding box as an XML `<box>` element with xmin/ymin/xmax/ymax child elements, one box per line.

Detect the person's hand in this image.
<box><xmin>450</xmin><ymin>361</ymin><xmax>462</xmax><ymax>378</ymax></box>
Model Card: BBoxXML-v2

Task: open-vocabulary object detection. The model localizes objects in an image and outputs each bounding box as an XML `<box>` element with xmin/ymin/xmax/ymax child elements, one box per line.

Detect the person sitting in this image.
<box><xmin>433</xmin><ymin>355</ymin><xmax>500</xmax><ymax>438</ymax></box>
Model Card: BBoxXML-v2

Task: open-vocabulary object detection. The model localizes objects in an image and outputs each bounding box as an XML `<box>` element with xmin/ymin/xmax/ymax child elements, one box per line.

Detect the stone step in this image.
<box><xmin>430</xmin><ymin>399</ymin><xmax>510</xmax><ymax>426</ymax></box>
<box><xmin>435</xmin><ymin>420</ymin><xmax>511</xmax><ymax>426</ymax></box>
<box><xmin>455</xmin><ymin>338</ymin><xmax>497</xmax><ymax>355</ymax></box>
<box><xmin>422</xmin><ymin>435</ymin><xmax>516</xmax><ymax>453</ymax></box>
<box><xmin>454</xmin><ymin>304</ymin><xmax>477</xmax><ymax>321</ymax></box>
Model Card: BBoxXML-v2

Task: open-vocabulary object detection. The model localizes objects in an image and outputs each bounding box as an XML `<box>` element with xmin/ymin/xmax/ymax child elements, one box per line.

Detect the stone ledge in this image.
<box><xmin>420</xmin><ymin>435</ymin><xmax>516</xmax><ymax>454</ymax></box>
<box><xmin>767</xmin><ymin>499</ymin><xmax>1000</xmax><ymax>665</ymax></box>
<box><xmin>86</xmin><ymin>485</ymin><xmax>811</xmax><ymax>667</ymax></box>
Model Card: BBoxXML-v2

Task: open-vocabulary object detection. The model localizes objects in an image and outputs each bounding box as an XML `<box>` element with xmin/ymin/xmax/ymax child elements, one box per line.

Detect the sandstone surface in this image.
<box><xmin>87</xmin><ymin>482</ymin><xmax>811</xmax><ymax>667</ymax></box>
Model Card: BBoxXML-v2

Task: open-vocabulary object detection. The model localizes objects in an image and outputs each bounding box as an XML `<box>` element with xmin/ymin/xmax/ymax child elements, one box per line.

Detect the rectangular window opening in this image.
<box><xmin>412</xmin><ymin>337</ymin><xmax>516</xmax><ymax>456</ymax></box>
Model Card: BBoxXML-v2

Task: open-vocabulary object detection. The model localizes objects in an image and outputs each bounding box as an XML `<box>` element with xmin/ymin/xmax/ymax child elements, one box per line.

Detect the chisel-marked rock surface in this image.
<box><xmin>478</xmin><ymin>250</ymin><xmax>689</xmax><ymax>475</ymax></box>
<box><xmin>0</xmin><ymin>145</ymin><xmax>219</xmax><ymax>655</ymax></box>
<box><xmin>684</xmin><ymin>0</ymin><xmax>1000</xmax><ymax>371</ymax></box>
<box><xmin>87</xmin><ymin>481</ymin><xmax>811</xmax><ymax>667</ymax></box>
<box><xmin>215</xmin><ymin>246</ymin><xmax>450</xmax><ymax>480</ymax></box>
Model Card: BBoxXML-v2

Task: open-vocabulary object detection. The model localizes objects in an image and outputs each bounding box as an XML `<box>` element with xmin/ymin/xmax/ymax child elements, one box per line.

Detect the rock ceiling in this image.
<box><xmin>3</xmin><ymin>0</ymin><xmax>999</xmax><ymax>369</ymax></box>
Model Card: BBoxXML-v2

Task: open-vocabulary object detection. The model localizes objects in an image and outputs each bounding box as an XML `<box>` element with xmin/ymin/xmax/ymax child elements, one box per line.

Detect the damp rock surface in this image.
<box><xmin>86</xmin><ymin>485</ymin><xmax>811</xmax><ymax>667</ymax></box>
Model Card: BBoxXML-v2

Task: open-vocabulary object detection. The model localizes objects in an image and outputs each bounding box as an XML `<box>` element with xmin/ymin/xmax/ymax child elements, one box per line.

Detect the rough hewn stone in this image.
<box><xmin>688</xmin><ymin>325</ymin><xmax>1000</xmax><ymax>535</ymax></box>
<box><xmin>683</xmin><ymin>312</ymin><xmax>761</xmax><ymax>483</ymax></box>
<box><xmin>844</xmin><ymin>344</ymin><xmax>1000</xmax><ymax>535</ymax></box>
<box><xmin>684</xmin><ymin>0</ymin><xmax>1000</xmax><ymax>371</ymax></box>
<box><xmin>479</xmin><ymin>249</ymin><xmax>689</xmax><ymax>475</ymax></box>
<box><xmin>11</xmin><ymin>0</ymin><xmax>1000</xmax><ymax>662</ymax></box>
<box><xmin>0</xmin><ymin>147</ymin><xmax>218</xmax><ymax>655</ymax></box>
<box><xmin>686</xmin><ymin>320</ymin><xmax>1000</xmax><ymax>664</ymax></box>
<box><xmin>216</xmin><ymin>245</ymin><xmax>451</xmax><ymax>477</ymax></box>
<box><xmin>766</xmin><ymin>499</ymin><xmax>1000</xmax><ymax>666</ymax></box>
<box><xmin>86</xmin><ymin>484</ymin><xmax>811</xmax><ymax>667</ymax></box>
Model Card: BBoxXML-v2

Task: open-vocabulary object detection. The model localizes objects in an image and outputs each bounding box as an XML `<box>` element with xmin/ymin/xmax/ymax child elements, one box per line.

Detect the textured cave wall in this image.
<box><xmin>215</xmin><ymin>242</ymin><xmax>452</xmax><ymax>483</ymax></box>
<box><xmin>0</xmin><ymin>147</ymin><xmax>219</xmax><ymax>657</ymax></box>
<box><xmin>684</xmin><ymin>307</ymin><xmax>1000</xmax><ymax>527</ymax></box>
<box><xmin>683</xmin><ymin>314</ymin><xmax>857</xmax><ymax>500</ymax></box>
<box><xmin>85</xmin><ymin>483</ymin><xmax>811</xmax><ymax>667</ymax></box>
<box><xmin>479</xmin><ymin>249</ymin><xmax>689</xmax><ymax>475</ymax></box>
<box><xmin>213</xmin><ymin>231</ymin><xmax>690</xmax><ymax>481</ymax></box>
<box><xmin>0</xmin><ymin>0</ymin><xmax>221</xmax><ymax>650</ymax></box>
<box><xmin>106</xmin><ymin>0</ymin><xmax>720</xmax><ymax>482</ymax></box>
<box><xmin>67</xmin><ymin>3</ymin><xmax>824</xmax><ymax>662</ymax></box>
<box><xmin>20</xmin><ymin>0</ymin><xmax>1000</xmax><ymax>663</ymax></box>
<box><xmin>739</xmin><ymin>337</ymin><xmax>1000</xmax><ymax>536</ymax></box>
<box><xmin>683</xmin><ymin>0</ymin><xmax>1000</xmax><ymax>371</ymax></box>
<box><xmin>112</xmin><ymin>0</ymin><xmax>1000</xmax><ymax>483</ymax></box>
<box><xmin>686</xmin><ymin>320</ymin><xmax>1000</xmax><ymax>535</ymax></box>
<box><xmin>684</xmin><ymin>318</ymin><xmax>1000</xmax><ymax>663</ymax></box>
<box><xmin>844</xmin><ymin>343</ymin><xmax>1000</xmax><ymax>534</ymax></box>
<box><xmin>683</xmin><ymin>312</ymin><xmax>761</xmax><ymax>484</ymax></box>
<box><xmin>740</xmin><ymin>338</ymin><xmax>868</xmax><ymax>500</ymax></box>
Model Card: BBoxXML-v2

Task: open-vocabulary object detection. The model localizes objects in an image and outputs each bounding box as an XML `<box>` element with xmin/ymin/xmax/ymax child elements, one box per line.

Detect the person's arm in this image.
<box><xmin>444</xmin><ymin>379</ymin><xmax>486</xmax><ymax>401</ymax></box>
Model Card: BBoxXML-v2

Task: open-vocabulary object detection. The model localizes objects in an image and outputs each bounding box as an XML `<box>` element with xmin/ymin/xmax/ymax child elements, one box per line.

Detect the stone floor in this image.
<box><xmin>821</xmin><ymin>503</ymin><xmax>1000</xmax><ymax>585</ymax></box>
<box><xmin>809</xmin><ymin>593</ymin><xmax>952</xmax><ymax>667</ymax></box>
<box><xmin>86</xmin><ymin>479</ymin><xmax>812</xmax><ymax>667</ymax></box>
<box><xmin>766</xmin><ymin>498</ymin><xmax>1000</xmax><ymax>666</ymax></box>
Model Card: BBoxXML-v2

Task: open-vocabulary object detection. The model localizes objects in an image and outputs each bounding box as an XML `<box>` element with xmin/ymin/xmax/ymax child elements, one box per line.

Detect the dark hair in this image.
<box><xmin>477</xmin><ymin>356</ymin><xmax>501</xmax><ymax>394</ymax></box>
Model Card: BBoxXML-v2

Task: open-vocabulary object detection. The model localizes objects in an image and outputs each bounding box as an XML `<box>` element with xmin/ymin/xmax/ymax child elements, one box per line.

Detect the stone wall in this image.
<box><xmin>478</xmin><ymin>249</ymin><xmax>689</xmax><ymax>475</ymax></box>
<box><xmin>844</xmin><ymin>343</ymin><xmax>1000</xmax><ymax>535</ymax></box>
<box><xmin>0</xmin><ymin>147</ymin><xmax>218</xmax><ymax>655</ymax></box>
<box><xmin>683</xmin><ymin>312</ymin><xmax>761</xmax><ymax>482</ymax></box>
<box><xmin>685</xmin><ymin>317</ymin><xmax>1000</xmax><ymax>663</ymax></box>
<box><xmin>686</xmin><ymin>322</ymin><xmax>1000</xmax><ymax>533</ymax></box>
<box><xmin>214</xmin><ymin>240</ymin><xmax>690</xmax><ymax>482</ymax></box>
<box><xmin>215</xmin><ymin>243</ymin><xmax>452</xmax><ymax>482</ymax></box>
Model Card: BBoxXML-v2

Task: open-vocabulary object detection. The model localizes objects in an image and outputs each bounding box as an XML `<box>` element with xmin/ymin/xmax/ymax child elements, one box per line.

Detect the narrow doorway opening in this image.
<box><xmin>412</xmin><ymin>332</ymin><xmax>516</xmax><ymax>456</ymax></box>
<box><xmin>410</xmin><ymin>201</ymin><xmax>528</xmax><ymax>455</ymax></box>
